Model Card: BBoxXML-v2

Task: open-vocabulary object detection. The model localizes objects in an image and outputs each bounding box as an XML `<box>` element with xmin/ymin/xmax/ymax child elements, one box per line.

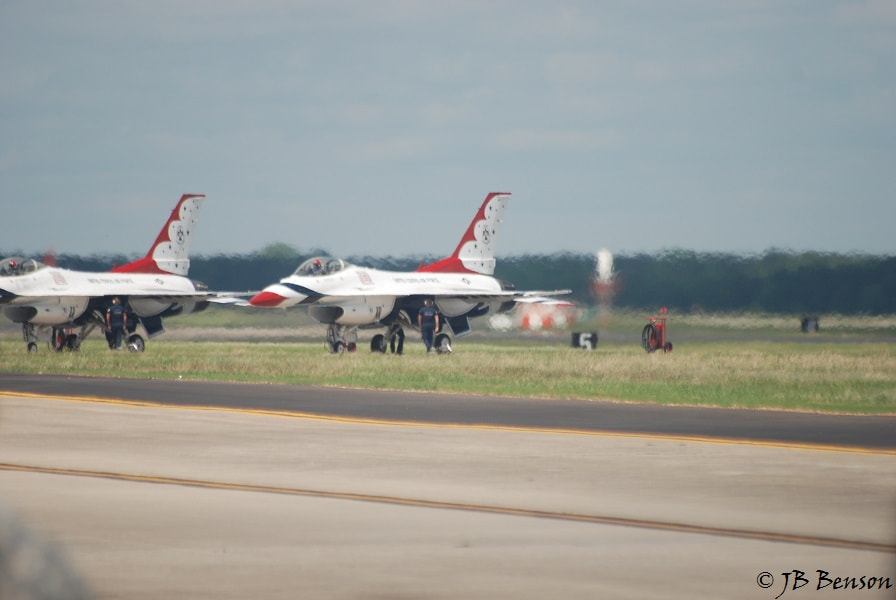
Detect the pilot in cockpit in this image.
<box><xmin>311</xmin><ymin>258</ymin><xmax>324</xmax><ymax>275</ymax></box>
<box><xmin>1</xmin><ymin>259</ymin><xmax>20</xmax><ymax>276</ymax></box>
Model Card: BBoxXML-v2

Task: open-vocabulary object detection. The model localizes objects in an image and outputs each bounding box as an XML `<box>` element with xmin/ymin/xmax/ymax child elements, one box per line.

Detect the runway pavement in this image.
<box><xmin>0</xmin><ymin>375</ymin><xmax>894</xmax><ymax>599</ymax></box>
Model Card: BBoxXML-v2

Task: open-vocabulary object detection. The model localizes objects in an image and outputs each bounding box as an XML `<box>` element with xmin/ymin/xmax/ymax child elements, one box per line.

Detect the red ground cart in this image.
<box><xmin>641</xmin><ymin>307</ymin><xmax>673</xmax><ymax>353</ymax></box>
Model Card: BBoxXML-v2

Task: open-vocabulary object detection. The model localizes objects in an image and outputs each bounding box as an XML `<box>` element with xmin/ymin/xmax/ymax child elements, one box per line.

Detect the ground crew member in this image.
<box><xmin>106</xmin><ymin>297</ymin><xmax>127</xmax><ymax>350</ymax></box>
<box><xmin>417</xmin><ymin>298</ymin><xmax>439</xmax><ymax>352</ymax></box>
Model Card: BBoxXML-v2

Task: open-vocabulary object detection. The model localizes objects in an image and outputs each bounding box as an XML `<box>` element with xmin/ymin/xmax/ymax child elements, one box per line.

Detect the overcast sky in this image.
<box><xmin>1</xmin><ymin>1</ymin><xmax>894</xmax><ymax>261</ymax></box>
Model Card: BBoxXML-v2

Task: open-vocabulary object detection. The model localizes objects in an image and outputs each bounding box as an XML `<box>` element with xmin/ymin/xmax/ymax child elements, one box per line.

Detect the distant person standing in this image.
<box><xmin>106</xmin><ymin>297</ymin><xmax>127</xmax><ymax>350</ymax></box>
<box><xmin>417</xmin><ymin>298</ymin><xmax>439</xmax><ymax>352</ymax></box>
<box><xmin>389</xmin><ymin>327</ymin><xmax>405</xmax><ymax>355</ymax></box>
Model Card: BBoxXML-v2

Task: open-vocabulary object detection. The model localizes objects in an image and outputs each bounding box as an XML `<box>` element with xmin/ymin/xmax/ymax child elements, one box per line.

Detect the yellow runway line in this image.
<box><xmin>2</xmin><ymin>391</ymin><xmax>894</xmax><ymax>456</ymax></box>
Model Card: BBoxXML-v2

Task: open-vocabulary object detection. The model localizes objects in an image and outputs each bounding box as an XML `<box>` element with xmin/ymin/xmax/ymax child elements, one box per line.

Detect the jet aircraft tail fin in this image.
<box><xmin>418</xmin><ymin>192</ymin><xmax>510</xmax><ymax>275</ymax></box>
<box><xmin>112</xmin><ymin>194</ymin><xmax>205</xmax><ymax>275</ymax></box>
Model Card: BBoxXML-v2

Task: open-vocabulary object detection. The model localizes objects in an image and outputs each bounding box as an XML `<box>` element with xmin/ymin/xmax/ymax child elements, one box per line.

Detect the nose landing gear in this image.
<box><xmin>326</xmin><ymin>325</ymin><xmax>358</xmax><ymax>354</ymax></box>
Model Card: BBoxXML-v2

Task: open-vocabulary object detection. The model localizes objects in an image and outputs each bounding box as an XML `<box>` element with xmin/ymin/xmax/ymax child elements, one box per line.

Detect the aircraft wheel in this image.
<box><xmin>346</xmin><ymin>342</ymin><xmax>357</xmax><ymax>353</ymax></box>
<box><xmin>27</xmin><ymin>342</ymin><xmax>38</xmax><ymax>353</ymax></box>
<box><xmin>51</xmin><ymin>329</ymin><xmax>65</xmax><ymax>352</ymax></box>
<box><xmin>332</xmin><ymin>342</ymin><xmax>345</xmax><ymax>354</ymax></box>
<box><xmin>370</xmin><ymin>334</ymin><xmax>387</xmax><ymax>353</ymax></box>
<box><xmin>127</xmin><ymin>334</ymin><xmax>146</xmax><ymax>352</ymax></box>
<box><xmin>65</xmin><ymin>334</ymin><xmax>79</xmax><ymax>351</ymax></box>
<box><xmin>663</xmin><ymin>341</ymin><xmax>673</xmax><ymax>353</ymax></box>
<box><xmin>434</xmin><ymin>333</ymin><xmax>452</xmax><ymax>354</ymax></box>
<box><xmin>641</xmin><ymin>324</ymin><xmax>659</xmax><ymax>353</ymax></box>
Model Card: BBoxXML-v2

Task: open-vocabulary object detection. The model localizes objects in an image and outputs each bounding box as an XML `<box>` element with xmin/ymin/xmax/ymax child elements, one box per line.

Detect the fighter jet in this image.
<box><xmin>249</xmin><ymin>192</ymin><xmax>570</xmax><ymax>353</ymax></box>
<box><xmin>1</xmin><ymin>194</ymin><xmax>213</xmax><ymax>352</ymax></box>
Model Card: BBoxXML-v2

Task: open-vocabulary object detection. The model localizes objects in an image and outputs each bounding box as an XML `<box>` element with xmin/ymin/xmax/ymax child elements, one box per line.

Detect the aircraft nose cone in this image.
<box><xmin>249</xmin><ymin>291</ymin><xmax>287</xmax><ymax>307</ymax></box>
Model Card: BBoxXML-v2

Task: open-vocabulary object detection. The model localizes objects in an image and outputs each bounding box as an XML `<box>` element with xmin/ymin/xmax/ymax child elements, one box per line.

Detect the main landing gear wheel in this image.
<box><xmin>49</xmin><ymin>329</ymin><xmax>79</xmax><ymax>352</ymax></box>
<box><xmin>51</xmin><ymin>329</ymin><xmax>65</xmax><ymax>352</ymax></box>
<box><xmin>127</xmin><ymin>334</ymin><xmax>146</xmax><ymax>353</ymax></box>
<box><xmin>370</xmin><ymin>334</ymin><xmax>387</xmax><ymax>353</ymax></box>
<box><xmin>27</xmin><ymin>342</ymin><xmax>38</xmax><ymax>353</ymax></box>
<box><xmin>434</xmin><ymin>333</ymin><xmax>452</xmax><ymax>354</ymax></box>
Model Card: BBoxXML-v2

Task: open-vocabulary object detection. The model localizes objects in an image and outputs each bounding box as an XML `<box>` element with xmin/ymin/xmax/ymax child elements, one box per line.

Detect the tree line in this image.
<box><xmin>499</xmin><ymin>250</ymin><xmax>896</xmax><ymax>314</ymax></box>
<box><xmin>7</xmin><ymin>246</ymin><xmax>895</xmax><ymax>314</ymax></box>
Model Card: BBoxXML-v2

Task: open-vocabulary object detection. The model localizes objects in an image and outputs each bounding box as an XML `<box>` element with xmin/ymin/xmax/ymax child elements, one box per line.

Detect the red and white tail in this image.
<box><xmin>418</xmin><ymin>192</ymin><xmax>510</xmax><ymax>275</ymax></box>
<box><xmin>112</xmin><ymin>194</ymin><xmax>205</xmax><ymax>275</ymax></box>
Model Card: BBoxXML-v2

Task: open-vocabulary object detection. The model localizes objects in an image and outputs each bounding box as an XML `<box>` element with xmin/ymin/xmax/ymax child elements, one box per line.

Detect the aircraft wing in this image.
<box><xmin>269</xmin><ymin>289</ymin><xmax>571</xmax><ymax>305</ymax></box>
<box><xmin>428</xmin><ymin>290</ymin><xmax>571</xmax><ymax>304</ymax></box>
<box><xmin>206</xmin><ymin>292</ymin><xmax>258</xmax><ymax>306</ymax></box>
<box><xmin>512</xmin><ymin>291</ymin><xmax>575</xmax><ymax>305</ymax></box>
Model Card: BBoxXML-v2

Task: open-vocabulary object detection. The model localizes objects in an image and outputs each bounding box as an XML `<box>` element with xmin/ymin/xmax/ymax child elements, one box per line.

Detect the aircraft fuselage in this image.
<box><xmin>254</xmin><ymin>263</ymin><xmax>509</xmax><ymax>327</ymax></box>
<box><xmin>1</xmin><ymin>262</ymin><xmax>207</xmax><ymax>326</ymax></box>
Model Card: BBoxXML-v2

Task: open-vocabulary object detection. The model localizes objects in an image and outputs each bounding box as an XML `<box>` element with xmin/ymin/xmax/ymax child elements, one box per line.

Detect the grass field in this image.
<box><xmin>2</xmin><ymin>307</ymin><xmax>894</xmax><ymax>415</ymax></box>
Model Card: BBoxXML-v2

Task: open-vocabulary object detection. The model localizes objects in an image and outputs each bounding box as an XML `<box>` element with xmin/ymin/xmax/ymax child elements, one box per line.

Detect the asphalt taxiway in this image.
<box><xmin>0</xmin><ymin>373</ymin><xmax>894</xmax><ymax>449</ymax></box>
<box><xmin>0</xmin><ymin>374</ymin><xmax>894</xmax><ymax>599</ymax></box>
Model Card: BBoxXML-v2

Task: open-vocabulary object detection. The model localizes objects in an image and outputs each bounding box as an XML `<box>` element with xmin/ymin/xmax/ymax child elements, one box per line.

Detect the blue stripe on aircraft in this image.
<box><xmin>282</xmin><ymin>283</ymin><xmax>324</xmax><ymax>304</ymax></box>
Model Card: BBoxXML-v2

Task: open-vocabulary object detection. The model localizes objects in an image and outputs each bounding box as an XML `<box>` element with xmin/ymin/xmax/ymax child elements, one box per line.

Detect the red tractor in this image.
<box><xmin>642</xmin><ymin>307</ymin><xmax>673</xmax><ymax>353</ymax></box>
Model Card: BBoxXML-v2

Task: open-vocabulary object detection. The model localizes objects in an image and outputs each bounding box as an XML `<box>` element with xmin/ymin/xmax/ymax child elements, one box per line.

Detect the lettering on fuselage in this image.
<box><xmin>86</xmin><ymin>277</ymin><xmax>136</xmax><ymax>285</ymax></box>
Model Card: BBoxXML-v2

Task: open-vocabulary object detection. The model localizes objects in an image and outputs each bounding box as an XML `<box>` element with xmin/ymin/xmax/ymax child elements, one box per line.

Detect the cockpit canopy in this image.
<box><xmin>293</xmin><ymin>256</ymin><xmax>348</xmax><ymax>277</ymax></box>
<box><xmin>0</xmin><ymin>257</ymin><xmax>45</xmax><ymax>277</ymax></box>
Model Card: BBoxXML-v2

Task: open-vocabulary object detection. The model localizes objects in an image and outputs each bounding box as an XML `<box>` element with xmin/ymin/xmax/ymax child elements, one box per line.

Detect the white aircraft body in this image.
<box><xmin>1</xmin><ymin>194</ymin><xmax>212</xmax><ymax>352</ymax></box>
<box><xmin>249</xmin><ymin>192</ymin><xmax>570</xmax><ymax>353</ymax></box>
